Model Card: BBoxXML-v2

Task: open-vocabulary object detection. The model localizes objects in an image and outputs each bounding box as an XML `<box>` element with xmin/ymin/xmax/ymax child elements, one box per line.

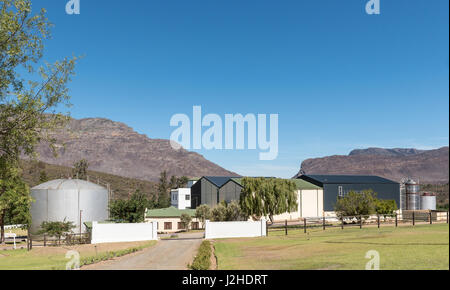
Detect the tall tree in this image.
<box><xmin>72</xmin><ymin>159</ymin><xmax>89</xmax><ymax>180</ymax></box>
<box><xmin>240</xmin><ymin>178</ymin><xmax>298</xmax><ymax>223</ymax></box>
<box><xmin>0</xmin><ymin>0</ymin><xmax>77</xmax><ymax>241</ymax></box>
<box><xmin>157</xmin><ymin>171</ymin><xmax>170</xmax><ymax>207</ymax></box>
<box><xmin>0</xmin><ymin>158</ymin><xmax>31</xmax><ymax>243</ymax></box>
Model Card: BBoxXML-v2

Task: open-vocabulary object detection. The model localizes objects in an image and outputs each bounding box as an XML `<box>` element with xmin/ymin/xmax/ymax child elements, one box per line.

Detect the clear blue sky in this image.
<box><xmin>34</xmin><ymin>0</ymin><xmax>449</xmax><ymax>178</ymax></box>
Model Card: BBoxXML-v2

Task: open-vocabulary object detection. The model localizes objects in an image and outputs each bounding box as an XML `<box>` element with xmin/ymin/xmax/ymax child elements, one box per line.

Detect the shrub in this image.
<box><xmin>188</xmin><ymin>240</ymin><xmax>212</xmax><ymax>270</ymax></box>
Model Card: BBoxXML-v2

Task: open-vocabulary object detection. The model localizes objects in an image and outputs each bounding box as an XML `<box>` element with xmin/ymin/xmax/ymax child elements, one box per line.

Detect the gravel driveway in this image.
<box><xmin>83</xmin><ymin>232</ymin><xmax>204</xmax><ymax>270</ymax></box>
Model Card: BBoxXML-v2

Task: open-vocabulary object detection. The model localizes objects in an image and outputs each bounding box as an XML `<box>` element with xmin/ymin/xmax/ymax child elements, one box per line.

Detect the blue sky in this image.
<box><xmin>33</xmin><ymin>0</ymin><xmax>449</xmax><ymax>178</ymax></box>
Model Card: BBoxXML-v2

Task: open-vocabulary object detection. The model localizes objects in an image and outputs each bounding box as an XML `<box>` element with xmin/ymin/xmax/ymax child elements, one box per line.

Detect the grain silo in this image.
<box><xmin>30</xmin><ymin>179</ymin><xmax>109</xmax><ymax>234</ymax></box>
<box><xmin>405</xmin><ymin>178</ymin><xmax>420</xmax><ymax>210</ymax></box>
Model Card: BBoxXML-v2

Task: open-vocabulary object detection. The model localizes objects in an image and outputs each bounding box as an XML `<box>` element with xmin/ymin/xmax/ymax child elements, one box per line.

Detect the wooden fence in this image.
<box><xmin>267</xmin><ymin>210</ymin><xmax>449</xmax><ymax>236</ymax></box>
<box><xmin>27</xmin><ymin>232</ymin><xmax>91</xmax><ymax>251</ymax></box>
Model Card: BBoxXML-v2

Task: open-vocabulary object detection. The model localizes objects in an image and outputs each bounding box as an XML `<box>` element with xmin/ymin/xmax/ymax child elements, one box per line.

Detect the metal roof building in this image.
<box><xmin>298</xmin><ymin>175</ymin><xmax>400</xmax><ymax>211</ymax></box>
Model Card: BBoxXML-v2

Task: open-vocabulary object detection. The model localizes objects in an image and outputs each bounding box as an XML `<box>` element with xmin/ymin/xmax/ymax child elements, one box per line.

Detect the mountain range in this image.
<box><xmin>296</xmin><ymin>147</ymin><xmax>449</xmax><ymax>184</ymax></box>
<box><xmin>31</xmin><ymin>118</ymin><xmax>237</xmax><ymax>182</ymax></box>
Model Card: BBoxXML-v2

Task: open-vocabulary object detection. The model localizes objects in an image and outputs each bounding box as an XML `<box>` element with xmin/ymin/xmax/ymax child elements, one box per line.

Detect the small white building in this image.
<box><xmin>170</xmin><ymin>179</ymin><xmax>198</xmax><ymax>210</ymax></box>
<box><xmin>171</xmin><ymin>188</ymin><xmax>192</xmax><ymax>210</ymax></box>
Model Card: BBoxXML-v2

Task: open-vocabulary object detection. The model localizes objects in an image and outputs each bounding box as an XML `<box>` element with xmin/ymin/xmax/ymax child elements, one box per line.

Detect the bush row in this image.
<box><xmin>188</xmin><ymin>240</ymin><xmax>212</xmax><ymax>270</ymax></box>
<box><xmin>53</xmin><ymin>241</ymin><xmax>156</xmax><ymax>270</ymax></box>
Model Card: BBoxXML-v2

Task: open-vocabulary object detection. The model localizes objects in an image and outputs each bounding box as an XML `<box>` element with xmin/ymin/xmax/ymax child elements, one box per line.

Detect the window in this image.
<box><xmin>338</xmin><ymin>186</ymin><xmax>344</xmax><ymax>197</ymax></box>
<box><xmin>178</xmin><ymin>222</ymin><xmax>185</xmax><ymax>229</ymax></box>
<box><xmin>191</xmin><ymin>222</ymin><xmax>199</xmax><ymax>230</ymax></box>
<box><xmin>185</xmin><ymin>195</ymin><xmax>190</xmax><ymax>201</ymax></box>
<box><xmin>164</xmin><ymin>222</ymin><xmax>172</xmax><ymax>230</ymax></box>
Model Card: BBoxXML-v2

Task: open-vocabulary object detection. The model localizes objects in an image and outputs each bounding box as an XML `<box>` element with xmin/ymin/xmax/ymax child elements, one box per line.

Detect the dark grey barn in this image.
<box><xmin>297</xmin><ymin>175</ymin><xmax>400</xmax><ymax>211</ymax></box>
<box><xmin>190</xmin><ymin>176</ymin><xmax>242</xmax><ymax>209</ymax></box>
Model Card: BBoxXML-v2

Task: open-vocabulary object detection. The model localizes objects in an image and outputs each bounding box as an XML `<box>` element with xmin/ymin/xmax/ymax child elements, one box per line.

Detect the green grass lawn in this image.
<box><xmin>0</xmin><ymin>240</ymin><xmax>156</xmax><ymax>270</ymax></box>
<box><xmin>214</xmin><ymin>224</ymin><xmax>449</xmax><ymax>270</ymax></box>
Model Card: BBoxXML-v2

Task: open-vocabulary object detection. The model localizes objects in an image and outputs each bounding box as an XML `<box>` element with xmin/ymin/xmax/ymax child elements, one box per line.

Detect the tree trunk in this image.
<box><xmin>0</xmin><ymin>211</ymin><xmax>5</xmax><ymax>245</ymax></box>
<box><xmin>269</xmin><ymin>214</ymin><xmax>274</xmax><ymax>224</ymax></box>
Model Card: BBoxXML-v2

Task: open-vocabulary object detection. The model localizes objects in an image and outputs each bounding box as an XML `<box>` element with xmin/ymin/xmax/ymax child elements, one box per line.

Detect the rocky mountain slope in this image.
<box><xmin>296</xmin><ymin>147</ymin><xmax>449</xmax><ymax>184</ymax></box>
<box><xmin>32</xmin><ymin>118</ymin><xmax>238</xmax><ymax>181</ymax></box>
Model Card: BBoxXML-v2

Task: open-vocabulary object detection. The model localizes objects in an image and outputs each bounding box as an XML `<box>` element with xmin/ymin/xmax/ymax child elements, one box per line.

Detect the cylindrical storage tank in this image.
<box><xmin>405</xmin><ymin>179</ymin><xmax>420</xmax><ymax>210</ymax></box>
<box><xmin>406</xmin><ymin>194</ymin><xmax>420</xmax><ymax>210</ymax></box>
<box><xmin>420</xmin><ymin>193</ymin><xmax>436</xmax><ymax>211</ymax></box>
<box><xmin>30</xmin><ymin>179</ymin><xmax>109</xmax><ymax>234</ymax></box>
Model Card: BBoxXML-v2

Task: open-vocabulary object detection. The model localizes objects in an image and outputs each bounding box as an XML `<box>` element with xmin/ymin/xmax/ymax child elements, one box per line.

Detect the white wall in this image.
<box><xmin>91</xmin><ymin>221</ymin><xmax>157</xmax><ymax>244</ymax></box>
<box><xmin>205</xmin><ymin>219</ymin><xmax>267</xmax><ymax>239</ymax></box>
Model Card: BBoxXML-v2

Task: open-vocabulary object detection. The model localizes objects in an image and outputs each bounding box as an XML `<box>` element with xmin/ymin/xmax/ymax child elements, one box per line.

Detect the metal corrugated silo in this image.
<box><xmin>405</xmin><ymin>178</ymin><xmax>420</xmax><ymax>210</ymax></box>
<box><xmin>30</xmin><ymin>179</ymin><xmax>109</xmax><ymax>234</ymax></box>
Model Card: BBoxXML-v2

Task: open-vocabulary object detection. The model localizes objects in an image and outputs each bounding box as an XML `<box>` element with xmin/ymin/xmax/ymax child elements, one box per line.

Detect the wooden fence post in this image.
<box><xmin>412</xmin><ymin>211</ymin><xmax>415</xmax><ymax>226</ymax></box>
<box><xmin>429</xmin><ymin>212</ymin><xmax>432</xmax><ymax>225</ymax></box>
<box><xmin>341</xmin><ymin>217</ymin><xmax>344</xmax><ymax>230</ymax></box>
<box><xmin>304</xmin><ymin>218</ymin><xmax>307</xmax><ymax>234</ymax></box>
<box><xmin>44</xmin><ymin>235</ymin><xmax>46</xmax><ymax>247</ymax></box>
<box><xmin>395</xmin><ymin>214</ymin><xmax>398</xmax><ymax>228</ymax></box>
<box><xmin>360</xmin><ymin>215</ymin><xmax>362</xmax><ymax>229</ymax></box>
<box><xmin>323</xmin><ymin>216</ymin><xmax>326</xmax><ymax>231</ymax></box>
<box><xmin>285</xmin><ymin>220</ymin><xmax>287</xmax><ymax>236</ymax></box>
<box><xmin>266</xmin><ymin>221</ymin><xmax>269</xmax><ymax>237</ymax></box>
<box><xmin>377</xmin><ymin>215</ymin><xmax>380</xmax><ymax>229</ymax></box>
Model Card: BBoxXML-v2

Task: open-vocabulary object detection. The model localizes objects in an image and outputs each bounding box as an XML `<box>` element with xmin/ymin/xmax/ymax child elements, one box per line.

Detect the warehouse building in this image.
<box><xmin>297</xmin><ymin>175</ymin><xmax>401</xmax><ymax>212</ymax></box>
<box><xmin>191</xmin><ymin>176</ymin><xmax>325</xmax><ymax>220</ymax></box>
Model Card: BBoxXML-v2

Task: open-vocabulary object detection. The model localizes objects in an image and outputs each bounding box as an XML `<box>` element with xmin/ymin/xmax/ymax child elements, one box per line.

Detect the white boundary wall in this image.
<box><xmin>91</xmin><ymin>221</ymin><xmax>158</xmax><ymax>244</ymax></box>
<box><xmin>205</xmin><ymin>219</ymin><xmax>267</xmax><ymax>239</ymax></box>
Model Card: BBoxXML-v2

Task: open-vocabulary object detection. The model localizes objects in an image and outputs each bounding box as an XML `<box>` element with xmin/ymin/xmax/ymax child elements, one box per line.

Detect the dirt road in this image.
<box><xmin>83</xmin><ymin>232</ymin><xmax>204</xmax><ymax>270</ymax></box>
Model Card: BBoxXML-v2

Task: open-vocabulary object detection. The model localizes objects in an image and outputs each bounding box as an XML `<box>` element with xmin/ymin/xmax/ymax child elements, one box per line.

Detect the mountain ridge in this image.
<box><xmin>296</xmin><ymin>146</ymin><xmax>449</xmax><ymax>184</ymax></box>
<box><xmin>31</xmin><ymin>117</ymin><xmax>238</xmax><ymax>181</ymax></box>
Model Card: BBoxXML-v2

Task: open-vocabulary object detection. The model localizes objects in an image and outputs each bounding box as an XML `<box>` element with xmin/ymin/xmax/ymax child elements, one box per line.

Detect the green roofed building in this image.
<box><xmin>144</xmin><ymin>207</ymin><xmax>199</xmax><ymax>233</ymax></box>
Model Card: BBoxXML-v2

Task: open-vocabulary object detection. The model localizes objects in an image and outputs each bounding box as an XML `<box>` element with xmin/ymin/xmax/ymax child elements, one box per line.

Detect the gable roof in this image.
<box><xmin>298</xmin><ymin>175</ymin><xmax>399</xmax><ymax>186</ymax></box>
<box><xmin>145</xmin><ymin>207</ymin><xmax>196</xmax><ymax>218</ymax></box>
<box><xmin>202</xmin><ymin>176</ymin><xmax>241</xmax><ymax>188</ymax></box>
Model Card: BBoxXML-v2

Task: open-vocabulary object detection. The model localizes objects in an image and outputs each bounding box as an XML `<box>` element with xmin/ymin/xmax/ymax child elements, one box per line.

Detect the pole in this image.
<box><xmin>80</xmin><ymin>210</ymin><xmax>83</xmax><ymax>244</ymax></box>
<box><xmin>412</xmin><ymin>211</ymin><xmax>415</xmax><ymax>226</ymax></box>
<box><xmin>304</xmin><ymin>218</ymin><xmax>307</xmax><ymax>234</ymax></box>
<box><xmin>360</xmin><ymin>215</ymin><xmax>362</xmax><ymax>229</ymax></box>
<box><xmin>395</xmin><ymin>214</ymin><xmax>398</xmax><ymax>228</ymax></box>
<box><xmin>377</xmin><ymin>214</ymin><xmax>380</xmax><ymax>229</ymax></box>
<box><xmin>285</xmin><ymin>220</ymin><xmax>287</xmax><ymax>236</ymax></box>
<box><xmin>266</xmin><ymin>221</ymin><xmax>268</xmax><ymax>237</ymax></box>
<box><xmin>323</xmin><ymin>216</ymin><xmax>326</xmax><ymax>231</ymax></box>
<box><xmin>429</xmin><ymin>212</ymin><xmax>432</xmax><ymax>225</ymax></box>
<box><xmin>44</xmin><ymin>234</ymin><xmax>46</xmax><ymax>247</ymax></box>
<box><xmin>341</xmin><ymin>217</ymin><xmax>344</xmax><ymax>230</ymax></box>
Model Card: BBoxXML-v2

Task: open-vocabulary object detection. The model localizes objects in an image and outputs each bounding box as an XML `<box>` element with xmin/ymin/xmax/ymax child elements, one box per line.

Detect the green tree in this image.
<box><xmin>225</xmin><ymin>200</ymin><xmax>245</xmax><ymax>221</ymax></box>
<box><xmin>0</xmin><ymin>158</ymin><xmax>31</xmax><ymax>243</ymax></box>
<box><xmin>180</xmin><ymin>213</ymin><xmax>192</xmax><ymax>231</ymax></box>
<box><xmin>375</xmin><ymin>199</ymin><xmax>398</xmax><ymax>220</ymax></box>
<box><xmin>239</xmin><ymin>178</ymin><xmax>298</xmax><ymax>223</ymax></box>
<box><xmin>72</xmin><ymin>159</ymin><xmax>89</xmax><ymax>180</ymax></box>
<box><xmin>38</xmin><ymin>219</ymin><xmax>75</xmax><ymax>245</ymax></box>
<box><xmin>334</xmin><ymin>190</ymin><xmax>377</xmax><ymax>220</ymax></box>
<box><xmin>177</xmin><ymin>176</ymin><xmax>189</xmax><ymax>188</ymax></box>
<box><xmin>109</xmin><ymin>190</ymin><xmax>149</xmax><ymax>223</ymax></box>
<box><xmin>39</xmin><ymin>170</ymin><xmax>48</xmax><ymax>183</ymax></box>
<box><xmin>157</xmin><ymin>171</ymin><xmax>170</xmax><ymax>208</ymax></box>
<box><xmin>195</xmin><ymin>204</ymin><xmax>211</xmax><ymax>228</ymax></box>
<box><xmin>0</xmin><ymin>0</ymin><xmax>77</xmax><ymax>242</ymax></box>
<box><xmin>1</xmin><ymin>0</ymin><xmax>78</xmax><ymax>161</ymax></box>
<box><xmin>210</xmin><ymin>203</ymin><xmax>227</xmax><ymax>222</ymax></box>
